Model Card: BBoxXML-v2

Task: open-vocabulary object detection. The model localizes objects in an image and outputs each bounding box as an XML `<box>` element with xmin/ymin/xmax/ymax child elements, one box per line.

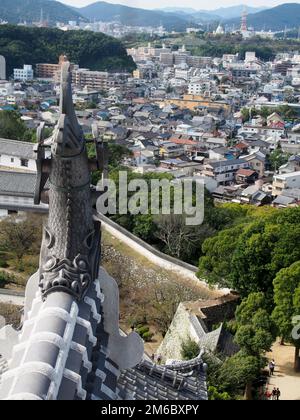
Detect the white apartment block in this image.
<box><xmin>13</xmin><ymin>65</ymin><xmax>34</xmax><ymax>82</ymax></box>
<box><xmin>272</xmin><ymin>171</ymin><xmax>300</xmax><ymax>196</ymax></box>
<box><xmin>188</xmin><ymin>82</ymin><xmax>202</xmax><ymax>95</ymax></box>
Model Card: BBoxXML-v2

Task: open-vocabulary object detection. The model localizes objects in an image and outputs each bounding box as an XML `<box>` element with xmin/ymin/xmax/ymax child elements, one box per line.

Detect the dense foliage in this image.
<box><xmin>198</xmin><ymin>206</ymin><xmax>300</xmax><ymax>298</ymax></box>
<box><xmin>272</xmin><ymin>262</ymin><xmax>300</xmax><ymax>370</ymax></box>
<box><xmin>0</xmin><ymin>25</ymin><xmax>136</xmax><ymax>77</ymax></box>
<box><xmin>181</xmin><ymin>338</ymin><xmax>200</xmax><ymax>361</ymax></box>
<box><xmin>0</xmin><ymin>111</ymin><xmax>36</xmax><ymax>141</ymax></box>
<box><xmin>187</xmin><ymin>34</ymin><xmax>300</xmax><ymax>62</ymax></box>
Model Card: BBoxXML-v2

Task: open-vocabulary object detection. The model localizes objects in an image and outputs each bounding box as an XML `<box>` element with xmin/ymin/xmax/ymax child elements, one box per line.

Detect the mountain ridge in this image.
<box><xmin>0</xmin><ymin>0</ymin><xmax>85</xmax><ymax>24</ymax></box>
<box><xmin>225</xmin><ymin>3</ymin><xmax>300</xmax><ymax>31</ymax></box>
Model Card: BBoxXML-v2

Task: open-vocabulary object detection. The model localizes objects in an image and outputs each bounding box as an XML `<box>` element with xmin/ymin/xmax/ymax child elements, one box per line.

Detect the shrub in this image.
<box><xmin>0</xmin><ymin>303</ymin><xmax>22</xmax><ymax>328</ymax></box>
<box><xmin>136</xmin><ymin>326</ymin><xmax>150</xmax><ymax>336</ymax></box>
<box><xmin>142</xmin><ymin>331</ymin><xmax>154</xmax><ymax>342</ymax></box>
<box><xmin>181</xmin><ymin>338</ymin><xmax>200</xmax><ymax>361</ymax></box>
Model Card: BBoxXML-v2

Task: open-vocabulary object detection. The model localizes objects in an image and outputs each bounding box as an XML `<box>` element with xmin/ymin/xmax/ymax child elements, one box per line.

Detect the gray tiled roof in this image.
<box><xmin>0</xmin><ymin>139</ymin><xmax>35</xmax><ymax>160</ymax></box>
<box><xmin>0</xmin><ymin>171</ymin><xmax>36</xmax><ymax>196</ymax></box>
<box><xmin>0</xmin><ymin>268</ymin><xmax>144</xmax><ymax>401</ymax></box>
<box><xmin>209</xmin><ymin>158</ymin><xmax>247</xmax><ymax>169</ymax></box>
<box><xmin>198</xmin><ymin>324</ymin><xmax>239</xmax><ymax>357</ymax></box>
<box><xmin>118</xmin><ymin>358</ymin><xmax>207</xmax><ymax>401</ymax></box>
<box><xmin>0</xmin><ymin>277</ymin><xmax>119</xmax><ymax>400</ymax></box>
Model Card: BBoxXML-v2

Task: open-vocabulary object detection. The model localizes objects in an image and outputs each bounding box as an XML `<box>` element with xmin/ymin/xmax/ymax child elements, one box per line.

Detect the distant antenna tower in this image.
<box><xmin>241</xmin><ymin>7</ymin><xmax>248</xmax><ymax>32</ymax></box>
<box><xmin>40</xmin><ymin>8</ymin><xmax>44</xmax><ymax>24</ymax></box>
<box><xmin>298</xmin><ymin>27</ymin><xmax>300</xmax><ymax>40</ymax></box>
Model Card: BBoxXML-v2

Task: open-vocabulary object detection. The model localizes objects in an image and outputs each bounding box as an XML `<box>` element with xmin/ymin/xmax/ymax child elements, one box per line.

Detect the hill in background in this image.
<box><xmin>0</xmin><ymin>0</ymin><xmax>85</xmax><ymax>24</ymax></box>
<box><xmin>226</xmin><ymin>3</ymin><xmax>300</xmax><ymax>31</ymax></box>
<box><xmin>77</xmin><ymin>1</ymin><xmax>193</xmax><ymax>31</ymax></box>
<box><xmin>0</xmin><ymin>25</ymin><xmax>136</xmax><ymax>76</ymax></box>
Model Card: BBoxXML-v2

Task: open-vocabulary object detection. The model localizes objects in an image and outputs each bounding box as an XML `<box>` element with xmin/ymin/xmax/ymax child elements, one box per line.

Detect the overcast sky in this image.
<box><xmin>60</xmin><ymin>0</ymin><xmax>299</xmax><ymax>10</ymax></box>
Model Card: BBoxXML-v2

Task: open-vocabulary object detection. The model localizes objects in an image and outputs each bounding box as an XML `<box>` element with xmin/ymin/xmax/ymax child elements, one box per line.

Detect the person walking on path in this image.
<box><xmin>272</xmin><ymin>388</ymin><xmax>277</xmax><ymax>400</ymax></box>
<box><xmin>269</xmin><ymin>360</ymin><xmax>275</xmax><ymax>376</ymax></box>
<box><xmin>276</xmin><ymin>388</ymin><xmax>281</xmax><ymax>401</ymax></box>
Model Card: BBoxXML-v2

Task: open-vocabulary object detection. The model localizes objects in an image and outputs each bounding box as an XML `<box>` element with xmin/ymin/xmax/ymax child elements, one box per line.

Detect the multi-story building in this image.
<box><xmin>272</xmin><ymin>171</ymin><xmax>300</xmax><ymax>196</ymax></box>
<box><xmin>36</xmin><ymin>55</ymin><xmax>77</xmax><ymax>81</ymax></box>
<box><xmin>188</xmin><ymin>81</ymin><xmax>202</xmax><ymax>95</ymax></box>
<box><xmin>13</xmin><ymin>65</ymin><xmax>33</xmax><ymax>82</ymax></box>
<box><xmin>72</xmin><ymin>69</ymin><xmax>124</xmax><ymax>90</ymax></box>
<box><xmin>187</xmin><ymin>56</ymin><xmax>212</xmax><ymax>68</ymax></box>
<box><xmin>159</xmin><ymin>141</ymin><xmax>185</xmax><ymax>158</ymax></box>
<box><xmin>202</xmin><ymin>159</ymin><xmax>249</xmax><ymax>184</ymax></box>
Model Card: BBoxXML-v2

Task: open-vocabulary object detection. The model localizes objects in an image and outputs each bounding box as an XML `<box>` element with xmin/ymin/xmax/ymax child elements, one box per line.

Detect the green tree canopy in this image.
<box><xmin>0</xmin><ymin>111</ymin><xmax>34</xmax><ymax>141</ymax></box>
<box><xmin>198</xmin><ymin>206</ymin><xmax>300</xmax><ymax>298</ymax></box>
<box><xmin>272</xmin><ymin>261</ymin><xmax>300</xmax><ymax>371</ymax></box>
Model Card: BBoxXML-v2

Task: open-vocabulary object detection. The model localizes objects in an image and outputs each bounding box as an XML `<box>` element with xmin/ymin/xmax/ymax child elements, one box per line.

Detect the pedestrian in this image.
<box><xmin>264</xmin><ymin>388</ymin><xmax>272</xmax><ymax>400</ymax></box>
<box><xmin>272</xmin><ymin>387</ymin><xmax>277</xmax><ymax>400</ymax></box>
<box><xmin>269</xmin><ymin>361</ymin><xmax>275</xmax><ymax>376</ymax></box>
<box><xmin>276</xmin><ymin>388</ymin><xmax>281</xmax><ymax>401</ymax></box>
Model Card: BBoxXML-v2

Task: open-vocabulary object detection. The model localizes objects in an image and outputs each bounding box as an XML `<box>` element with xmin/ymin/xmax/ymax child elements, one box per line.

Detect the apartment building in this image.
<box><xmin>272</xmin><ymin>171</ymin><xmax>300</xmax><ymax>196</ymax></box>
<box><xmin>13</xmin><ymin>65</ymin><xmax>33</xmax><ymax>82</ymax></box>
<box><xmin>202</xmin><ymin>159</ymin><xmax>249</xmax><ymax>184</ymax></box>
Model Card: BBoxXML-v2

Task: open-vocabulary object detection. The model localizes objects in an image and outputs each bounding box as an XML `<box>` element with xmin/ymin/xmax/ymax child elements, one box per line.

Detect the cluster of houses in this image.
<box><xmin>1</xmin><ymin>47</ymin><xmax>300</xmax><ymax>217</ymax></box>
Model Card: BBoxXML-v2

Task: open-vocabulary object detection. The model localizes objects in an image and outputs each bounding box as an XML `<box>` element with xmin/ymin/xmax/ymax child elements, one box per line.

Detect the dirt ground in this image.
<box><xmin>267</xmin><ymin>340</ymin><xmax>300</xmax><ymax>401</ymax></box>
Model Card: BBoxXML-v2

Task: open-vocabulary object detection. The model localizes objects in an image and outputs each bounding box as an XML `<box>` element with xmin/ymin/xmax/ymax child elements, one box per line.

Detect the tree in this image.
<box><xmin>208</xmin><ymin>386</ymin><xmax>231</xmax><ymax>401</ymax></box>
<box><xmin>233</xmin><ymin>293</ymin><xmax>276</xmax><ymax>399</ymax></box>
<box><xmin>0</xmin><ymin>111</ymin><xmax>33</xmax><ymax>141</ymax></box>
<box><xmin>217</xmin><ymin>352</ymin><xmax>264</xmax><ymax>400</ymax></box>
<box><xmin>0</xmin><ymin>215</ymin><xmax>42</xmax><ymax>268</ymax></box>
<box><xmin>269</xmin><ymin>148</ymin><xmax>290</xmax><ymax>172</ymax></box>
<box><xmin>235</xmin><ymin>293</ymin><xmax>276</xmax><ymax>357</ymax></box>
<box><xmin>181</xmin><ymin>338</ymin><xmax>200</xmax><ymax>361</ymax></box>
<box><xmin>199</xmin><ymin>206</ymin><xmax>300</xmax><ymax>298</ymax></box>
<box><xmin>272</xmin><ymin>261</ymin><xmax>300</xmax><ymax>371</ymax></box>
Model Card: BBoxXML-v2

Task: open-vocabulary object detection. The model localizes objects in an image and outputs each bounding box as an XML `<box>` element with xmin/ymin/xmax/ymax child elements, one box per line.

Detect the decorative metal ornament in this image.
<box><xmin>35</xmin><ymin>62</ymin><xmax>101</xmax><ymax>301</ymax></box>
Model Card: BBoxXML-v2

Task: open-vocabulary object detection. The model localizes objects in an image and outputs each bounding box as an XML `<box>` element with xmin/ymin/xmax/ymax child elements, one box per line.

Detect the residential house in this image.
<box><xmin>159</xmin><ymin>141</ymin><xmax>185</xmax><ymax>158</ymax></box>
<box><xmin>0</xmin><ymin>139</ymin><xmax>36</xmax><ymax>172</ymax></box>
<box><xmin>0</xmin><ymin>170</ymin><xmax>48</xmax><ymax>218</ymax></box>
<box><xmin>240</xmin><ymin>185</ymin><xmax>271</xmax><ymax>205</ymax></box>
<box><xmin>267</xmin><ymin>112</ymin><xmax>285</xmax><ymax>128</ymax></box>
<box><xmin>272</xmin><ymin>171</ymin><xmax>300</xmax><ymax>196</ymax></box>
<box><xmin>279</xmin><ymin>155</ymin><xmax>300</xmax><ymax>174</ymax></box>
<box><xmin>235</xmin><ymin>168</ymin><xmax>259</xmax><ymax>184</ymax></box>
<box><xmin>202</xmin><ymin>158</ymin><xmax>249</xmax><ymax>184</ymax></box>
<box><xmin>243</xmin><ymin>152</ymin><xmax>266</xmax><ymax>177</ymax></box>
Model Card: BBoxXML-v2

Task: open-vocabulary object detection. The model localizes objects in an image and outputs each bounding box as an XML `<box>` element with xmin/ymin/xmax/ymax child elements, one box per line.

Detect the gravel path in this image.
<box><xmin>267</xmin><ymin>341</ymin><xmax>300</xmax><ymax>401</ymax></box>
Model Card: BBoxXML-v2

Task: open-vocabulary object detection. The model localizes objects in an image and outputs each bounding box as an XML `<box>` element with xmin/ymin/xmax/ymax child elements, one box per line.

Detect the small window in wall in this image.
<box><xmin>21</xmin><ymin>159</ymin><xmax>29</xmax><ymax>167</ymax></box>
<box><xmin>11</xmin><ymin>158</ymin><xmax>14</xmax><ymax>163</ymax></box>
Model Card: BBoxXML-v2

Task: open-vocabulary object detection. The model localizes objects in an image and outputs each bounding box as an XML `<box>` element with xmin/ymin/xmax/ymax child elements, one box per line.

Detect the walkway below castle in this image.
<box><xmin>267</xmin><ymin>340</ymin><xmax>300</xmax><ymax>401</ymax></box>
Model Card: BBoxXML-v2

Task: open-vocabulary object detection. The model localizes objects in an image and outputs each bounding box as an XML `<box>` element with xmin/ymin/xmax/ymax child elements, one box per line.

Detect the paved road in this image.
<box><xmin>267</xmin><ymin>341</ymin><xmax>300</xmax><ymax>401</ymax></box>
<box><xmin>0</xmin><ymin>289</ymin><xmax>25</xmax><ymax>306</ymax></box>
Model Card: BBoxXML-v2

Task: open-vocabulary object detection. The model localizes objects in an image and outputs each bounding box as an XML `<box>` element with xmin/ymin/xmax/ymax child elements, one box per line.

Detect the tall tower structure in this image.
<box><xmin>0</xmin><ymin>55</ymin><xmax>6</xmax><ymax>80</ymax></box>
<box><xmin>241</xmin><ymin>8</ymin><xmax>248</xmax><ymax>32</ymax></box>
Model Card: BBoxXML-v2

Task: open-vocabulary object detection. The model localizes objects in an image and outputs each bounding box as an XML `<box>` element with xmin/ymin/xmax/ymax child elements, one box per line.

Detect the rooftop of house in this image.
<box><xmin>274</xmin><ymin>170</ymin><xmax>300</xmax><ymax>180</ymax></box>
<box><xmin>0</xmin><ymin>138</ymin><xmax>36</xmax><ymax>160</ymax></box>
<box><xmin>236</xmin><ymin>168</ymin><xmax>257</xmax><ymax>177</ymax></box>
<box><xmin>272</xmin><ymin>195</ymin><xmax>297</xmax><ymax>206</ymax></box>
<box><xmin>0</xmin><ymin>170</ymin><xmax>36</xmax><ymax>197</ymax></box>
<box><xmin>206</xmin><ymin>158</ymin><xmax>247</xmax><ymax>169</ymax></box>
